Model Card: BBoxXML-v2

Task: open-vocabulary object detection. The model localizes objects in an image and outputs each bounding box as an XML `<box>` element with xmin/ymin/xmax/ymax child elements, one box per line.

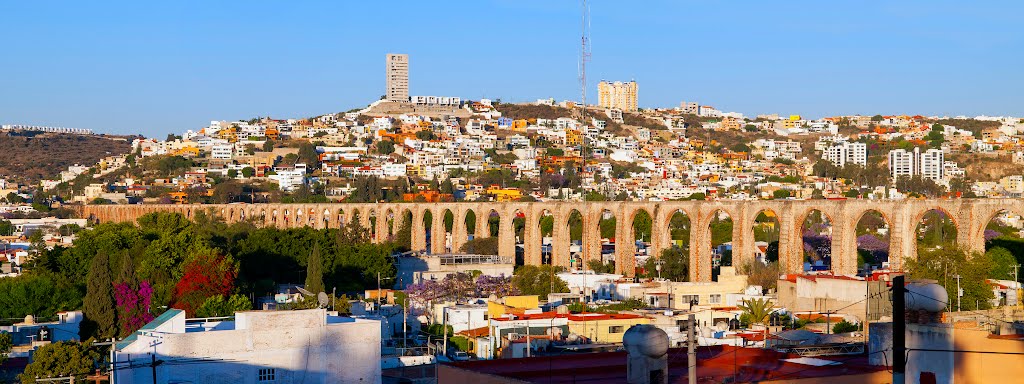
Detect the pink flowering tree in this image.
<box><xmin>114</xmin><ymin>280</ymin><xmax>155</xmax><ymax>337</ymax></box>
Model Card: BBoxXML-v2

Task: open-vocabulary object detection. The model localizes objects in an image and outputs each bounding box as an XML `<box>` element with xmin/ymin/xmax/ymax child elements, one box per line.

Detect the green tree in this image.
<box><xmin>588</xmin><ymin>259</ymin><xmax>616</xmax><ymax>274</ymax></box>
<box><xmin>227</xmin><ymin>169</ymin><xmax>238</xmax><ymax>178</ymax></box>
<box><xmin>376</xmin><ymin>140</ymin><xmax>395</xmax><ymax>154</ymax></box>
<box><xmin>512</xmin><ymin>265</ymin><xmax>569</xmax><ymax>297</ymax></box>
<box><xmin>772</xmin><ymin>189</ymin><xmax>791</xmax><ymax>199</ymax></box>
<box><xmin>0</xmin><ymin>219</ymin><xmax>13</xmax><ymax>236</ymax></box>
<box><xmin>832</xmin><ymin>320</ymin><xmax>859</xmax><ymax>334</ymax></box>
<box><xmin>642</xmin><ymin>247</ymin><xmax>689</xmax><ymax>281</ymax></box>
<box><xmin>19</xmin><ymin>341</ymin><xmax>97</xmax><ymax>384</ymax></box>
<box><xmin>459</xmin><ymin>237</ymin><xmax>498</xmax><ymax>255</ymax></box>
<box><xmin>81</xmin><ymin>251</ymin><xmax>117</xmax><ymax>340</ymax></box>
<box><xmin>987</xmin><ymin>247</ymin><xmax>1017</xmax><ymax>282</ymax></box>
<box><xmin>0</xmin><ymin>331</ymin><xmax>12</xmax><ymax>365</ymax></box>
<box><xmin>297</xmin><ymin>142</ymin><xmax>320</xmax><ymax>167</ymax></box>
<box><xmin>305</xmin><ymin>242</ymin><xmax>325</xmax><ymax>294</ymax></box>
<box><xmin>906</xmin><ymin>248</ymin><xmax>995</xmax><ymax>310</ymax></box>
<box><xmin>738</xmin><ymin>297</ymin><xmax>776</xmax><ymax>326</ymax></box>
<box><xmin>262</xmin><ymin>140</ymin><xmax>275</xmax><ymax>152</ymax></box>
<box><xmin>241</xmin><ymin>167</ymin><xmax>255</xmax><ymax>178</ymax></box>
<box><xmin>195</xmin><ymin>294</ymin><xmax>252</xmax><ymax>317</ymax></box>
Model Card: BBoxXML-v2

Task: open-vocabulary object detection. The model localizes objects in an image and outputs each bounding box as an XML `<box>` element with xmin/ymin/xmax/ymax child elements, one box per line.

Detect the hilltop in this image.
<box><xmin>0</xmin><ymin>131</ymin><xmax>134</xmax><ymax>184</ymax></box>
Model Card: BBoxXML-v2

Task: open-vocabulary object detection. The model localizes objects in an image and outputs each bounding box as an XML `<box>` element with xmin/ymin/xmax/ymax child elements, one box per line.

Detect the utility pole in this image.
<box><xmin>893</xmin><ymin>275</ymin><xmax>906</xmax><ymax>384</ymax></box>
<box><xmin>442</xmin><ymin>309</ymin><xmax>448</xmax><ymax>358</ymax></box>
<box><xmin>401</xmin><ymin>278</ymin><xmax>408</xmax><ymax>348</ymax></box>
<box><xmin>525</xmin><ymin>319</ymin><xmax>531</xmax><ymax>358</ymax></box>
<box><xmin>954</xmin><ymin>274</ymin><xmax>962</xmax><ymax>312</ymax></box>
<box><xmin>687</xmin><ymin>314</ymin><xmax>696</xmax><ymax>384</ymax></box>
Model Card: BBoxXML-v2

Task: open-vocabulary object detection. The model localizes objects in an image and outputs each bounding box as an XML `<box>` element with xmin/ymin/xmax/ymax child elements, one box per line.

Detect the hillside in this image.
<box><xmin>0</xmin><ymin>131</ymin><xmax>134</xmax><ymax>183</ymax></box>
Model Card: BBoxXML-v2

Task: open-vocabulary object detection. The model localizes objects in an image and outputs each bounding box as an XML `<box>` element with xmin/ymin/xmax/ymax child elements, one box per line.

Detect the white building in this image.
<box><xmin>211</xmin><ymin>144</ymin><xmax>234</xmax><ymax>160</ymax></box>
<box><xmin>271</xmin><ymin>168</ymin><xmax>306</xmax><ymax>192</ymax></box>
<box><xmin>113</xmin><ymin>309</ymin><xmax>381</xmax><ymax>384</ymax></box>
<box><xmin>888</xmin><ymin>147</ymin><xmax>945</xmax><ymax>182</ymax></box>
<box><xmin>888</xmin><ymin>149</ymin><xmax>915</xmax><ymax>179</ymax></box>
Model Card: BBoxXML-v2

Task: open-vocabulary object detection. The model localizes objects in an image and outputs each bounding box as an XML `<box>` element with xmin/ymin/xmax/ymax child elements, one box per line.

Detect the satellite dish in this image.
<box><xmin>317</xmin><ymin>292</ymin><xmax>329</xmax><ymax>308</ymax></box>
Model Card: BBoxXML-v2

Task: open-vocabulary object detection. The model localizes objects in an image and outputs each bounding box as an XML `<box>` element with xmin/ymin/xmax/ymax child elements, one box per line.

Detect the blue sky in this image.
<box><xmin>2</xmin><ymin>1</ymin><xmax>1021</xmax><ymax>137</ymax></box>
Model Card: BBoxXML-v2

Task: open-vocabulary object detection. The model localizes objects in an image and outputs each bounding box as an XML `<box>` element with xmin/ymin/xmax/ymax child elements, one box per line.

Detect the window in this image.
<box><xmin>258</xmin><ymin>368</ymin><xmax>276</xmax><ymax>382</ymax></box>
<box><xmin>608</xmin><ymin>326</ymin><xmax>624</xmax><ymax>333</ymax></box>
<box><xmin>680</xmin><ymin>295</ymin><xmax>699</xmax><ymax>306</ymax></box>
<box><xmin>709</xmin><ymin>294</ymin><xmax>722</xmax><ymax>304</ymax></box>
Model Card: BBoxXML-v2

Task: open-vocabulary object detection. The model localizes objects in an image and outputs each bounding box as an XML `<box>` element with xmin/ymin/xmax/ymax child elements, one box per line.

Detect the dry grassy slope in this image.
<box><xmin>950</xmin><ymin>153</ymin><xmax>1024</xmax><ymax>182</ymax></box>
<box><xmin>0</xmin><ymin>132</ymin><xmax>133</xmax><ymax>184</ymax></box>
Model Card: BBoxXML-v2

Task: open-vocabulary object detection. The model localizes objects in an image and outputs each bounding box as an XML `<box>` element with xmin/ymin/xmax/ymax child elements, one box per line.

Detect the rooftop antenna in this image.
<box><xmin>579</xmin><ymin>0</ymin><xmax>591</xmax><ymax>119</ymax></box>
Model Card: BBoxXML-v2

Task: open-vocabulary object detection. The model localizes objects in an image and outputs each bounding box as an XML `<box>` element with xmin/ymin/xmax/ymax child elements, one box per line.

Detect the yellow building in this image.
<box><xmin>173</xmin><ymin>147</ymin><xmax>200</xmax><ymax>158</ymax></box>
<box><xmin>511</xmin><ymin>119</ymin><xmax>528</xmax><ymax>132</ymax></box>
<box><xmin>789</xmin><ymin>115</ymin><xmax>802</xmax><ymax>121</ymax></box>
<box><xmin>597</xmin><ymin>80</ymin><xmax>638</xmax><ymax>112</ymax></box>
<box><xmin>487</xmin><ymin>295</ymin><xmax>540</xmax><ymax>319</ymax></box>
<box><xmin>721</xmin><ymin>116</ymin><xmax>742</xmax><ymax>131</ymax></box>
<box><xmin>565</xmin><ymin>129</ymin><xmax>583</xmax><ymax>146</ymax></box>
<box><xmin>567</xmin><ymin>313</ymin><xmax>650</xmax><ymax>343</ymax></box>
<box><xmin>486</xmin><ymin>187</ymin><xmax>523</xmax><ymax>202</ymax></box>
<box><xmin>668</xmin><ymin>266</ymin><xmax>749</xmax><ymax>309</ymax></box>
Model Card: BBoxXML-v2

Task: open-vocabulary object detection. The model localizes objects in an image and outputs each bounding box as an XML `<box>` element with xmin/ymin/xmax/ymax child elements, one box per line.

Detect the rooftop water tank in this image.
<box><xmin>905</xmin><ymin>282</ymin><xmax>948</xmax><ymax>312</ymax></box>
<box><xmin>623</xmin><ymin>324</ymin><xmax>669</xmax><ymax>358</ymax></box>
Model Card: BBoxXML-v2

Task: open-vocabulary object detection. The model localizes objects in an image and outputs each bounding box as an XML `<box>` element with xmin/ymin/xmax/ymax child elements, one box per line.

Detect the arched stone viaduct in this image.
<box><xmin>75</xmin><ymin>199</ymin><xmax>1022</xmax><ymax>281</ymax></box>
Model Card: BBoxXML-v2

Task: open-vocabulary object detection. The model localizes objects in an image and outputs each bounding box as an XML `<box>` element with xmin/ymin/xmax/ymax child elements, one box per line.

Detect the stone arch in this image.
<box><xmin>422</xmin><ymin>209</ymin><xmax>434</xmax><ymax>253</ymax></box>
<box><xmin>849</xmin><ymin>209</ymin><xmax>894</xmax><ymax>273</ymax></box>
<box><xmin>912</xmin><ymin>206</ymin><xmax>960</xmax><ymax>258</ymax></box>
<box><xmin>510</xmin><ymin>208</ymin><xmax>527</xmax><ymax>265</ymax></box>
<box><xmin>367</xmin><ymin>208</ymin><xmax>378</xmax><ymax>242</ymax></box>
<box><xmin>797</xmin><ymin>208</ymin><xmax>835</xmax><ymax>272</ymax></box>
<box><xmin>750</xmin><ymin>208</ymin><xmax>781</xmax><ymax>266</ymax></box>
<box><xmin>538</xmin><ymin>209</ymin><xmax>555</xmax><ymax>265</ymax></box>
<box><xmin>706</xmin><ymin>208</ymin><xmax>735</xmax><ymax>281</ymax></box>
<box><xmin>442</xmin><ymin>209</ymin><xmax>455</xmax><ymax>253</ymax></box>
<box><xmin>624</xmin><ymin>207</ymin><xmax>653</xmax><ymax>277</ymax></box>
<box><xmin>384</xmin><ymin>208</ymin><xmax>396</xmax><ymax>241</ymax></box>
<box><xmin>975</xmin><ymin>205</ymin><xmax>1024</xmax><ymax>249</ymax></box>
<box><xmin>565</xmin><ymin>209</ymin><xmax>586</xmax><ymax>270</ymax></box>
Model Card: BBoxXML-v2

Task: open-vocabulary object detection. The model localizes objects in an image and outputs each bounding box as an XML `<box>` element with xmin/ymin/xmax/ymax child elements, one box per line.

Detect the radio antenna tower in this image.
<box><xmin>578</xmin><ymin>0</ymin><xmax>591</xmax><ymax>119</ymax></box>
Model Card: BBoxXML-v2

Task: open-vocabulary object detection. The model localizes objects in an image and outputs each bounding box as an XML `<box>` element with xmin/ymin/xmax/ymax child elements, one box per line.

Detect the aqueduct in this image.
<box><xmin>75</xmin><ymin>199</ymin><xmax>1021</xmax><ymax>281</ymax></box>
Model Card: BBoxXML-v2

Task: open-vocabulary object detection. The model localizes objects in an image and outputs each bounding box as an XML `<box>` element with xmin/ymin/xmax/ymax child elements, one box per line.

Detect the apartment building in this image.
<box><xmin>822</xmin><ymin>141</ymin><xmax>866</xmax><ymax>167</ymax></box>
<box><xmin>888</xmin><ymin>147</ymin><xmax>944</xmax><ymax>181</ymax></box>
<box><xmin>597</xmin><ymin>80</ymin><xmax>638</xmax><ymax>112</ymax></box>
<box><xmin>385</xmin><ymin>53</ymin><xmax>409</xmax><ymax>102</ymax></box>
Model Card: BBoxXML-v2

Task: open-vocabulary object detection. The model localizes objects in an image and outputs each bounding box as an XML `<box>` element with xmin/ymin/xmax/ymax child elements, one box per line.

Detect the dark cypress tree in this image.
<box><xmin>304</xmin><ymin>242</ymin><xmax>325</xmax><ymax>294</ymax></box>
<box><xmin>81</xmin><ymin>251</ymin><xmax>117</xmax><ymax>340</ymax></box>
<box><xmin>118</xmin><ymin>250</ymin><xmax>137</xmax><ymax>286</ymax></box>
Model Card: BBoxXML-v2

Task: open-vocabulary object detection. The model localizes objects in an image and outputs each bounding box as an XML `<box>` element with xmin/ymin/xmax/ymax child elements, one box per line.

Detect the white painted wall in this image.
<box><xmin>114</xmin><ymin>309</ymin><xmax>381</xmax><ymax>384</ymax></box>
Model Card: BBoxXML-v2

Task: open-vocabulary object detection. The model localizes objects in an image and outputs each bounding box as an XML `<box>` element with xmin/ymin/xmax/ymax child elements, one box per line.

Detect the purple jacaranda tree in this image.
<box><xmin>984</xmin><ymin>229</ymin><xmax>1002</xmax><ymax>242</ymax></box>
<box><xmin>857</xmin><ymin>234</ymin><xmax>890</xmax><ymax>264</ymax></box>
<box><xmin>802</xmin><ymin>231</ymin><xmax>832</xmax><ymax>262</ymax></box>
<box><xmin>475</xmin><ymin>274</ymin><xmax>518</xmax><ymax>298</ymax></box>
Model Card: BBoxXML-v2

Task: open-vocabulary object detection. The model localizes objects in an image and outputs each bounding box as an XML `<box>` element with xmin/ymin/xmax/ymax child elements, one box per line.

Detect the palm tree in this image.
<box><xmin>738</xmin><ymin>298</ymin><xmax>775</xmax><ymax>326</ymax></box>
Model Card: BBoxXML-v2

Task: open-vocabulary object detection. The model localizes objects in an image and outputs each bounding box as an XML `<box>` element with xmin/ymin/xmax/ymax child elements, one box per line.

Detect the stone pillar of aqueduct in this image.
<box><xmin>76</xmin><ymin>199</ymin><xmax>1019</xmax><ymax>281</ymax></box>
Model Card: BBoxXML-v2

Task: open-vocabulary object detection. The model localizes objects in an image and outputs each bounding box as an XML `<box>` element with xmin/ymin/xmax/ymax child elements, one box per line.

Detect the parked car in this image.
<box><xmin>450</xmin><ymin>351</ymin><xmax>471</xmax><ymax>361</ymax></box>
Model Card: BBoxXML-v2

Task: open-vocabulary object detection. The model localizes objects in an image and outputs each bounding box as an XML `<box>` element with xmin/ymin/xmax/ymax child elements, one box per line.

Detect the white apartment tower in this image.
<box><xmin>385</xmin><ymin>53</ymin><xmax>409</xmax><ymax>102</ymax></box>
<box><xmin>888</xmin><ymin>147</ymin><xmax>944</xmax><ymax>181</ymax></box>
<box><xmin>823</xmin><ymin>142</ymin><xmax>866</xmax><ymax>167</ymax></box>
<box><xmin>919</xmin><ymin>148</ymin><xmax>944</xmax><ymax>181</ymax></box>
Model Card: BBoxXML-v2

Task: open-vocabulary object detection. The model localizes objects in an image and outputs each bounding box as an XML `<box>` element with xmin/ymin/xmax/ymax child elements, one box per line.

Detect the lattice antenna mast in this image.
<box><xmin>578</xmin><ymin>0</ymin><xmax>591</xmax><ymax>119</ymax></box>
